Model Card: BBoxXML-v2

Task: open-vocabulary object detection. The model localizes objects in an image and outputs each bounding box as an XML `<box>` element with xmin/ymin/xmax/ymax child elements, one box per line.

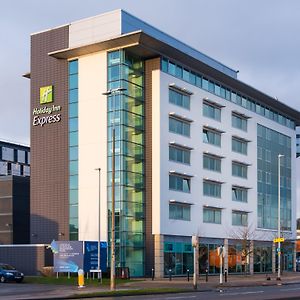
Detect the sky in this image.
<box><xmin>1</xmin><ymin>0</ymin><xmax>300</xmax><ymax>145</ymax></box>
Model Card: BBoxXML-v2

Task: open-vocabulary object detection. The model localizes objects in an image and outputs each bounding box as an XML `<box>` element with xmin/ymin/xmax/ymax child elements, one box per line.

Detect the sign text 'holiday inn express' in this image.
<box><xmin>32</xmin><ymin>85</ymin><xmax>62</xmax><ymax>127</ymax></box>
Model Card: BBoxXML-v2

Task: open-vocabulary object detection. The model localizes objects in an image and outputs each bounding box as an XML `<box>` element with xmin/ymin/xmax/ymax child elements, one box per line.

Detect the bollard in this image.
<box><xmin>224</xmin><ymin>268</ymin><xmax>227</xmax><ymax>283</ymax></box>
<box><xmin>169</xmin><ymin>269</ymin><xmax>172</xmax><ymax>281</ymax></box>
<box><xmin>78</xmin><ymin>269</ymin><xmax>85</xmax><ymax>288</ymax></box>
<box><xmin>151</xmin><ymin>268</ymin><xmax>155</xmax><ymax>281</ymax></box>
<box><xmin>205</xmin><ymin>268</ymin><xmax>208</xmax><ymax>282</ymax></box>
<box><xmin>187</xmin><ymin>269</ymin><xmax>190</xmax><ymax>282</ymax></box>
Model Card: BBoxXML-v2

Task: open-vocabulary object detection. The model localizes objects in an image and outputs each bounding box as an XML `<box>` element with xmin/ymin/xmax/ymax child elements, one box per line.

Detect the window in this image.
<box><xmin>17</xmin><ymin>150</ymin><xmax>26</xmax><ymax>163</ymax></box>
<box><xmin>232</xmin><ymin>162</ymin><xmax>248</xmax><ymax>178</ymax></box>
<box><xmin>203</xmin><ymin>102</ymin><xmax>221</xmax><ymax>121</ymax></box>
<box><xmin>232</xmin><ymin>137</ymin><xmax>247</xmax><ymax>155</ymax></box>
<box><xmin>203</xmin><ymin>208</ymin><xmax>221</xmax><ymax>224</ymax></box>
<box><xmin>203</xmin><ymin>180</ymin><xmax>221</xmax><ymax>198</ymax></box>
<box><xmin>169</xmin><ymin>146</ymin><xmax>190</xmax><ymax>164</ymax></box>
<box><xmin>169</xmin><ymin>117</ymin><xmax>190</xmax><ymax>137</ymax></box>
<box><xmin>203</xmin><ymin>154</ymin><xmax>221</xmax><ymax>172</ymax></box>
<box><xmin>232</xmin><ymin>211</ymin><xmax>248</xmax><ymax>226</ymax></box>
<box><xmin>203</xmin><ymin>128</ymin><xmax>221</xmax><ymax>147</ymax></box>
<box><xmin>232</xmin><ymin>186</ymin><xmax>248</xmax><ymax>202</ymax></box>
<box><xmin>2</xmin><ymin>147</ymin><xmax>14</xmax><ymax>161</ymax></box>
<box><xmin>169</xmin><ymin>203</ymin><xmax>191</xmax><ymax>221</ymax></box>
<box><xmin>169</xmin><ymin>174</ymin><xmax>191</xmax><ymax>193</ymax></box>
<box><xmin>169</xmin><ymin>89</ymin><xmax>190</xmax><ymax>109</ymax></box>
<box><xmin>232</xmin><ymin>114</ymin><xmax>247</xmax><ymax>131</ymax></box>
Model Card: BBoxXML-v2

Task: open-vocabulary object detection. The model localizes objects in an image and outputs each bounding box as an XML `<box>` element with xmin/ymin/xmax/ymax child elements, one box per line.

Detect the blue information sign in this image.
<box><xmin>53</xmin><ymin>241</ymin><xmax>84</xmax><ymax>273</ymax></box>
<box><xmin>84</xmin><ymin>241</ymin><xmax>107</xmax><ymax>272</ymax></box>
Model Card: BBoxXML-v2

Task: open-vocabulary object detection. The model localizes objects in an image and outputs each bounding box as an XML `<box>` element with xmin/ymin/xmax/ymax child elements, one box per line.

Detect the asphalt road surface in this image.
<box><xmin>89</xmin><ymin>284</ymin><xmax>300</xmax><ymax>300</ymax></box>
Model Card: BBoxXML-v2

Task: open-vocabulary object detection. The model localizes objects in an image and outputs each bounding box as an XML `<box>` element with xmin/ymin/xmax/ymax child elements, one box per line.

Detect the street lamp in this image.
<box><xmin>95</xmin><ymin>167</ymin><xmax>101</xmax><ymax>282</ymax></box>
<box><xmin>102</xmin><ymin>87</ymin><xmax>126</xmax><ymax>291</ymax></box>
<box><xmin>277</xmin><ymin>154</ymin><xmax>284</xmax><ymax>281</ymax></box>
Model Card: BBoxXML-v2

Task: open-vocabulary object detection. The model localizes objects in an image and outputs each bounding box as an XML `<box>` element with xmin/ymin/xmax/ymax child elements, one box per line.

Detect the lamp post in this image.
<box><xmin>277</xmin><ymin>154</ymin><xmax>284</xmax><ymax>281</ymax></box>
<box><xmin>103</xmin><ymin>87</ymin><xmax>126</xmax><ymax>290</ymax></box>
<box><xmin>192</xmin><ymin>235</ymin><xmax>198</xmax><ymax>290</ymax></box>
<box><xmin>95</xmin><ymin>167</ymin><xmax>101</xmax><ymax>281</ymax></box>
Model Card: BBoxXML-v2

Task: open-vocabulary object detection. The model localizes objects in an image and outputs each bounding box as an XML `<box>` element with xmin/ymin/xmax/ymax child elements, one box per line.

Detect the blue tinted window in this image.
<box><xmin>183</xmin><ymin>69</ymin><xmax>189</xmax><ymax>81</ymax></box>
<box><xmin>69</xmin><ymin>103</ymin><xmax>78</xmax><ymax>118</ymax></box>
<box><xmin>69</xmin><ymin>161</ymin><xmax>78</xmax><ymax>175</ymax></box>
<box><xmin>202</xmin><ymin>78</ymin><xmax>208</xmax><ymax>90</ymax></box>
<box><xmin>175</xmin><ymin>65</ymin><xmax>182</xmax><ymax>78</ymax></box>
<box><xmin>69</xmin><ymin>89</ymin><xmax>78</xmax><ymax>103</ymax></box>
<box><xmin>161</xmin><ymin>58</ymin><xmax>168</xmax><ymax>72</ymax></box>
<box><xmin>69</xmin><ymin>175</ymin><xmax>78</xmax><ymax>190</ymax></box>
<box><xmin>69</xmin><ymin>74</ymin><xmax>78</xmax><ymax>90</ymax></box>
<box><xmin>108</xmin><ymin>51</ymin><xmax>121</xmax><ymax>66</ymax></box>
<box><xmin>69</xmin><ymin>146</ymin><xmax>78</xmax><ymax>161</ymax></box>
<box><xmin>69</xmin><ymin>189</ymin><xmax>78</xmax><ymax>204</ymax></box>
<box><xmin>70</xmin><ymin>204</ymin><xmax>78</xmax><ymax>218</ymax></box>
<box><xmin>108</xmin><ymin>65</ymin><xmax>120</xmax><ymax>81</ymax></box>
<box><xmin>69</xmin><ymin>60</ymin><xmax>78</xmax><ymax>75</ymax></box>
<box><xmin>69</xmin><ymin>118</ymin><xmax>78</xmax><ymax>132</ymax></box>
<box><xmin>69</xmin><ymin>131</ymin><xmax>78</xmax><ymax>147</ymax></box>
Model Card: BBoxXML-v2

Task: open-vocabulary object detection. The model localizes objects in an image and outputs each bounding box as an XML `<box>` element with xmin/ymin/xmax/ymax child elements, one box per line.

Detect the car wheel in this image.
<box><xmin>0</xmin><ymin>276</ymin><xmax>6</xmax><ymax>283</ymax></box>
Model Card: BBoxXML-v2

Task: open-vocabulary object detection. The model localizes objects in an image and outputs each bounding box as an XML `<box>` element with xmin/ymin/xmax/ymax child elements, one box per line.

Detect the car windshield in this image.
<box><xmin>0</xmin><ymin>264</ymin><xmax>16</xmax><ymax>270</ymax></box>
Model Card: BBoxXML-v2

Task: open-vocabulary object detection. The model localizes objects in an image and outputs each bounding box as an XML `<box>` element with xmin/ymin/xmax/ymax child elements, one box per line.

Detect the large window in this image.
<box><xmin>232</xmin><ymin>186</ymin><xmax>248</xmax><ymax>202</ymax></box>
<box><xmin>169</xmin><ymin>89</ymin><xmax>190</xmax><ymax>109</ymax></box>
<box><xmin>232</xmin><ymin>113</ymin><xmax>247</xmax><ymax>131</ymax></box>
<box><xmin>232</xmin><ymin>211</ymin><xmax>248</xmax><ymax>226</ymax></box>
<box><xmin>169</xmin><ymin>145</ymin><xmax>190</xmax><ymax>164</ymax></box>
<box><xmin>2</xmin><ymin>147</ymin><xmax>14</xmax><ymax>161</ymax></box>
<box><xmin>203</xmin><ymin>102</ymin><xmax>221</xmax><ymax>121</ymax></box>
<box><xmin>232</xmin><ymin>162</ymin><xmax>248</xmax><ymax>178</ymax></box>
<box><xmin>203</xmin><ymin>180</ymin><xmax>221</xmax><ymax>198</ymax></box>
<box><xmin>169</xmin><ymin>117</ymin><xmax>190</xmax><ymax>137</ymax></box>
<box><xmin>203</xmin><ymin>128</ymin><xmax>221</xmax><ymax>147</ymax></box>
<box><xmin>169</xmin><ymin>203</ymin><xmax>191</xmax><ymax>221</ymax></box>
<box><xmin>203</xmin><ymin>208</ymin><xmax>221</xmax><ymax>224</ymax></box>
<box><xmin>169</xmin><ymin>174</ymin><xmax>191</xmax><ymax>193</ymax></box>
<box><xmin>203</xmin><ymin>154</ymin><xmax>221</xmax><ymax>172</ymax></box>
<box><xmin>232</xmin><ymin>137</ymin><xmax>248</xmax><ymax>155</ymax></box>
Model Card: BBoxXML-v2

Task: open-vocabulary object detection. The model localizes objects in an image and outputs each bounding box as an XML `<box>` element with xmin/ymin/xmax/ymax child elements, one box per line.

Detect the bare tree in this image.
<box><xmin>229</xmin><ymin>224</ymin><xmax>257</xmax><ymax>274</ymax></box>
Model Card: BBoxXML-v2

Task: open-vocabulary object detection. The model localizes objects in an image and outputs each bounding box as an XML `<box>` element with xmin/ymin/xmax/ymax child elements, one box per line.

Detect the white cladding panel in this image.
<box><xmin>78</xmin><ymin>52</ymin><xmax>108</xmax><ymax>242</ymax></box>
<box><xmin>69</xmin><ymin>10</ymin><xmax>122</xmax><ymax>48</ymax></box>
<box><xmin>153</xmin><ymin>71</ymin><xmax>296</xmax><ymax>241</ymax></box>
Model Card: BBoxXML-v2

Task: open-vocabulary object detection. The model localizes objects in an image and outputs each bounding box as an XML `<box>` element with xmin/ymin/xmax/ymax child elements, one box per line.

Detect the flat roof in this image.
<box><xmin>49</xmin><ymin>31</ymin><xmax>300</xmax><ymax>125</ymax></box>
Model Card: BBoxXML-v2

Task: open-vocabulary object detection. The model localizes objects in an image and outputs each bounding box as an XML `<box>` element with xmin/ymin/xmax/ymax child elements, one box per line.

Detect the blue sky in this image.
<box><xmin>1</xmin><ymin>0</ymin><xmax>300</xmax><ymax>144</ymax></box>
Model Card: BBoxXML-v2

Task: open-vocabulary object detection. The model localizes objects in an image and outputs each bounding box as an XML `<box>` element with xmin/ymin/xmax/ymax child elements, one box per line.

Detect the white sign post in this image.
<box><xmin>192</xmin><ymin>235</ymin><xmax>198</xmax><ymax>290</ymax></box>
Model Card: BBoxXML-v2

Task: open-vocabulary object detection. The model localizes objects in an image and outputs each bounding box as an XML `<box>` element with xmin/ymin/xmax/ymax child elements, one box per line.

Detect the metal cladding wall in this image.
<box><xmin>0</xmin><ymin>245</ymin><xmax>52</xmax><ymax>275</ymax></box>
<box><xmin>30</xmin><ymin>26</ymin><xmax>69</xmax><ymax>243</ymax></box>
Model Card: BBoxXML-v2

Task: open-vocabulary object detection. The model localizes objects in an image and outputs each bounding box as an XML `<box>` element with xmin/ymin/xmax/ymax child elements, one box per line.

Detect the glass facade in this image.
<box><xmin>107</xmin><ymin>50</ymin><xmax>145</xmax><ymax>276</ymax></box>
<box><xmin>169</xmin><ymin>174</ymin><xmax>191</xmax><ymax>193</ymax></box>
<box><xmin>257</xmin><ymin>125</ymin><xmax>291</xmax><ymax>230</ymax></box>
<box><xmin>232</xmin><ymin>114</ymin><xmax>247</xmax><ymax>131</ymax></box>
<box><xmin>203</xmin><ymin>128</ymin><xmax>221</xmax><ymax>146</ymax></box>
<box><xmin>232</xmin><ymin>162</ymin><xmax>248</xmax><ymax>178</ymax></box>
<box><xmin>203</xmin><ymin>180</ymin><xmax>221</xmax><ymax>198</ymax></box>
<box><xmin>68</xmin><ymin>60</ymin><xmax>79</xmax><ymax>240</ymax></box>
<box><xmin>232</xmin><ymin>137</ymin><xmax>247</xmax><ymax>155</ymax></box>
<box><xmin>161</xmin><ymin>57</ymin><xmax>295</xmax><ymax>129</ymax></box>
<box><xmin>203</xmin><ymin>102</ymin><xmax>221</xmax><ymax>121</ymax></box>
<box><xmin>164</xmin><ymin>241</ymin><xmax>193</xmax><ymax>276</ymax></box>
<box><xmin>203</xmin><ymin>208</ymin><xmax>221</xmax><ymax>223</ymax></box>
<box><xmin>203</xmin><ymin>154</ymin><xmax>221</xmax><ymax>172</ymax></box>
<box><xmin>253</xmin><ymin>243</ymin><xmax>272</xmax><ymax>273</ymax></box>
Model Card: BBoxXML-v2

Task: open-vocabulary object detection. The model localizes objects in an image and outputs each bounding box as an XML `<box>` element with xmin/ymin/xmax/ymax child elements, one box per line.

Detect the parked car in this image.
<box><xmin>0</xmin><ymin>264</ymin><xmax>24</xmax><ymax>283</ymax></box>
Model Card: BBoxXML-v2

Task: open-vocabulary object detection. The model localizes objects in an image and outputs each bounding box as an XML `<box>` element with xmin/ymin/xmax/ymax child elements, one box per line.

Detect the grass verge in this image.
<box><xmin>24</xmin><ymin>276</ymin><xmax>138</xmax><ymax>286</ymax></box>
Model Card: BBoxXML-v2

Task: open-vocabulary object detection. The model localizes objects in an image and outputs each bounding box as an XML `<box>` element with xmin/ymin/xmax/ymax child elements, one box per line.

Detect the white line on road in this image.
<box><xmin>219</xmin><ymin>291</ymin><xmax>264</xmax><ymax>296</ymax></box>
<box><xmin>166</xmin><ymin>296</ymin><xmax>196</xmax><ymax>299</ymax></box>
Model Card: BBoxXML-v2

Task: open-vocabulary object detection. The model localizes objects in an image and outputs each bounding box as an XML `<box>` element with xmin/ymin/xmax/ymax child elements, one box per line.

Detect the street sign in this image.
<box><xmin>273</xmin><ymin>237</ymin><xmax>285</xmax><ymax>243</ymax></box>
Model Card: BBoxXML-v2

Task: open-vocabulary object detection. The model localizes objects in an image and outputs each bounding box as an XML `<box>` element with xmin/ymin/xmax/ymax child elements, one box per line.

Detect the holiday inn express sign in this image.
<box><xmin>32</xmin><ymin>85</ymin><xmax>62</xmax><ymax>126</ymax></box>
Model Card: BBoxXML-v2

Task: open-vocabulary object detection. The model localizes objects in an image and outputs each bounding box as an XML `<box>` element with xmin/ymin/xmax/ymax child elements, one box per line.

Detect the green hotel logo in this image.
<box><xmin>40</xmin><ymin>85</ymin><xmax>53</xmax><ymax>104</ymax></box>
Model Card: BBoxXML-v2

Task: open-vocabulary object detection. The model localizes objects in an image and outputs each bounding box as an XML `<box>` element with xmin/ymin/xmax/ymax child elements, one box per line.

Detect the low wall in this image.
<box><xmin>0</xmin><ymin>244</ymin><xmax>52</xmax><ymax>275</ymax></box>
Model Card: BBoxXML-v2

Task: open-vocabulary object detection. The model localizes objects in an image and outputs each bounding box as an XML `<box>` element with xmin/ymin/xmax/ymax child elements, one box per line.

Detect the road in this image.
<box><xmin>89</xmin><ymin>284</ymin><xmax>300</xmax><ymax>300</ymax></box>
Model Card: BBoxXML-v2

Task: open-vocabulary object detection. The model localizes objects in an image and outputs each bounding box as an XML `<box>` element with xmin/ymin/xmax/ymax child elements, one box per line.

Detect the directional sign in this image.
<box><xmin>273</xmin><ymin>237</ymin><xmax>285</xmax><ymax>243</ymax></box>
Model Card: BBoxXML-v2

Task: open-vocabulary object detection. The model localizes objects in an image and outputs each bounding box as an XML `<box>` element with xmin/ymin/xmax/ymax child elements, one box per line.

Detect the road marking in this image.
<box><xmin>220</xmin><ymin>291</ymin><xmax>264</xmax><ymax>296</ymax></box>
<box><xmin>166</xmin><ymin>296</ymin><xmax>196</xmax><ymax>299</ymax></box>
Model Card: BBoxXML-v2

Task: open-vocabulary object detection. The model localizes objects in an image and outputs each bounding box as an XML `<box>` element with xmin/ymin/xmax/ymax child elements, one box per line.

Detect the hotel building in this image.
<box><xmin>27</xmin><ymin>10</ymin><xmax>300</xmax><ymax>277</ymax></box>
